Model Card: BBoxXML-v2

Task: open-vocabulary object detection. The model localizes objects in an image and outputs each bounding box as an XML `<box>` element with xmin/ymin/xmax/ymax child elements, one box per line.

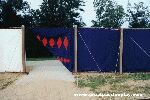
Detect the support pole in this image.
<box><xmin>119</xmin><ymin>28</ymin><xmax>123</xmax><ymax>74</ymax></box>
<box><xmin>21</xmin><ymin>25</ymin><xmax>26</xmax><ymax>73</ymax></box>
<box><xmin>74</xmin><ymin>25</ymin><xmax>78</xmax><ymax>73</ymax></box>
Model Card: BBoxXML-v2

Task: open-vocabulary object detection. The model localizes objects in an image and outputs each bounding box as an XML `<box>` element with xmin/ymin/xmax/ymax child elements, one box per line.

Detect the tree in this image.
<box><xmin>127</xmin><ymin>2</ymin><xmax>150</xmax><ymax>28</ymax></box>
<box><xmin>32</xmin><ymin>0</ymin><xmax>85</xmax><ymax>27</ymax></box>
<box><xmin>0</xmin><ymin>0</ymin><xmax>31</xmax><ymax>28</ymax></box>
<box><xmin>92</xmin><ymin>0</ymin><xmax>125</xmax><ymax>28</ymax></box>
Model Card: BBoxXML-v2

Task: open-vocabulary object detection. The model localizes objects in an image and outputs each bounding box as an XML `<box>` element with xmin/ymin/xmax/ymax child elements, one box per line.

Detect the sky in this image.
<box><xmin>26</xmin><ymin>0</ymin><xmax>150</xmax><ymax>27</ymax></box>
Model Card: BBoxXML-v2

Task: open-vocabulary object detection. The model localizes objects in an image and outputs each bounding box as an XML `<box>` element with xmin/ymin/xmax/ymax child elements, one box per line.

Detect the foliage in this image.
<box><xmin>25</xmin><ymin>28</ymin><xmax>53</xmax><ymax>58</ymax></box>
<box><xmin>32</xmin><ymin>0</ymin><xmax>85</xmax><ymax>27</ymax></box>
<box><xmin>0</xmin><ymin>0</ymin><xmax>31</xmax><ymax>28</ymax></box>
<box><xmin>127</xmin><ymin>2</ymin><xmax>150</xmax><ymax>28</ymax></box>
<box><xmin>92</xmin><ymin>0</ymin><xmax>125</xmax><ymax>28</ymax></box>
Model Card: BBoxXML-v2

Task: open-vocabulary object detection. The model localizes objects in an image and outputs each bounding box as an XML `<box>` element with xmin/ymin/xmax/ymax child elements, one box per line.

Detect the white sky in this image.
<box><xmin>26</xmin><ymin>0</ymin><xmax>150</xmax><ymax>27</ymax></box>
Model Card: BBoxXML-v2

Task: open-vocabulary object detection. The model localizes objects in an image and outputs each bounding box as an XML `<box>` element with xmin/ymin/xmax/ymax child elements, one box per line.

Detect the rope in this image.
<box><xmin>130</xmin><ymin>37</ymin><xmax>150</xmax><ymax>58</ymax></box>
<box><xmin>78</xmin><ymin>32</ymin><xmax>101</xmax><ymax>72</ymax></box>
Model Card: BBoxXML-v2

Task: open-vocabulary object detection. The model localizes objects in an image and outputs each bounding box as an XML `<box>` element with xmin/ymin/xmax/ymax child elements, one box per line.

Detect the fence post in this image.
<box><xmin>74</xmin><ymin>25</ymin><xmax>78</xmax><ymax>73</ymax></box>
<box><xmin>21</xmin><ymin>25</ymin><xmax>26</xmax><ymax>73</ymax></box>
<box><xmin>119</xmin><ymin>28</ymin><xmax>124</xmax><ymax>74</ymax></box>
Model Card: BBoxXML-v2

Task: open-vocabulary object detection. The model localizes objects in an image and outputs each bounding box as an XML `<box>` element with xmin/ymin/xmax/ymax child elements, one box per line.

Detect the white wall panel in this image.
<box><xmin>0</xmin><ymin>29</ymin><xmax>23</xmax><ymax>72</ymax></box>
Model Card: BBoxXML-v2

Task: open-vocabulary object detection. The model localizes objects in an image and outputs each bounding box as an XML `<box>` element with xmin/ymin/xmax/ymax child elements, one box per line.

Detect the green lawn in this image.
<box><xmin>75</xmin><ymin>73</ymin><xmax>150</xmax><ymax>99</ymax></box>
<box><xmin>26</xmin><ymin>57</ymin><xmax>56</xmax><ymax>61</ymax></box>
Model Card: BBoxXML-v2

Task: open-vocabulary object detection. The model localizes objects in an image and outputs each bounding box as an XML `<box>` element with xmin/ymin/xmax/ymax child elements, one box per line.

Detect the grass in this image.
<box><xmin>26</xmin><ymin>57</ymin><xmax>56</xmax><ymax>61</ymax></box>
<box><xmin>130</xmin><ymin>73</ymin><xmax>150</xmax><ymax>80</ymax></box>
<box><xmin>75</xmin><ymin>73</ymin><xmax>150</xmax><ymax>99</ymax></box>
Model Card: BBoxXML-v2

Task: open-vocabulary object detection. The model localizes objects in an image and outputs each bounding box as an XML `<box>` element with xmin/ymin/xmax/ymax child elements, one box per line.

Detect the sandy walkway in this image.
<box><xmin>0</xmin><ymin>60</ymin><xmax>95</xmax><ymax>100</ymax></box>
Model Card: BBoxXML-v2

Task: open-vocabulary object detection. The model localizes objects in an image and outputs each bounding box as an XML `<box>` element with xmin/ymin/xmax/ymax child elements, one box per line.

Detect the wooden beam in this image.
<box><xmin>21</xmin><ymin>25</ymin><xmax>26</xmax><ymax>73</ymax></box>
<box><xmin>74</xmin><ymin>25</ymin><xmax>78</xmax><ymax>73</ymax></box>
<box><xmin>119</xmin><ymin>28</ymin><xmax>124</xmax><ymax>74</ymax></box>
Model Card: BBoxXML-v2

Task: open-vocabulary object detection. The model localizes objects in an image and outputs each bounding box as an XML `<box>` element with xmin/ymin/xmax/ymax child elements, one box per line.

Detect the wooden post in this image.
<box><xmin>119</xmin><ymin>28</ymin><xmax>123</xmax><ymax>74</ymax></box>
<box><xmin>74</xmin><ymin>25</ymin><xmax>78</xmax><ymax>73</ymax></box>
<box><xmin>21</xmin><ymin>25</ymin><xmax>26</xmax><ymax>73</ymax></box>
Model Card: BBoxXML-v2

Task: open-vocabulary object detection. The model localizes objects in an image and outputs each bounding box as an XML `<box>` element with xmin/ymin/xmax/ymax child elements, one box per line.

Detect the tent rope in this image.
<box><xmin>78</xmin><ymin>32</ymin><xmax>101</xmax><ymax>72</ymax></box>
<box><xmin>130</xmin><ymin>37</ymin><xmax>150</xmax><ymax>58</ymax></box>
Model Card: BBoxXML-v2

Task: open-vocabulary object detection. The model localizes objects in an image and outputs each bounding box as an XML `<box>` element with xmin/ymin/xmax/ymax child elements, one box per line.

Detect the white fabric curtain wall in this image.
<box><xmin>0</xmin><ymin>29</ymin><xmax>23</xmax><ymax>72</ymax></box>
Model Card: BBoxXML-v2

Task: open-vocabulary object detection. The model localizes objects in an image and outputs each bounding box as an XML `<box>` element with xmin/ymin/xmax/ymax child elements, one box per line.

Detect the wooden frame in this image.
<box><xmin>21</xmin><ymin>25</ymin><xmax>26</xmax><ymax>73</ymax></box>
<box><xmin>119</xmin><ymin>28</ymin><xmax>124</xmax><ymax>74</ymax></box>
<box><xmin>74</xmin><ymin>25</ymin><xmax>78</xmax><ymax>73</ymax></box>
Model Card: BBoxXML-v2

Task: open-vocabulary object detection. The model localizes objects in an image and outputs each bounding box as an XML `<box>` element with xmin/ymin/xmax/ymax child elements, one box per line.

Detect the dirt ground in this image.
<box><xmin>0</xmin><ymin>75</ymin><xmax>96</xmax><ymax>100</ymax></box>
<box><xmin>1</xmin><ymin>61</ymin><xmax>150</xmax><ymax>100</ymax></box>
<box><xmin>0</xmin><ymin>61</ymin><xmax>96</xmax><ymax>100</ymax></box>
<box><xmin>1</xmin><ymin>72</ymin><xmax>150</xmax><ymax>100</ymax></box>
<box><xmin>0</xmin><ymin>73</ymin><xmax>23</xmax><ymax>90</ymax></box>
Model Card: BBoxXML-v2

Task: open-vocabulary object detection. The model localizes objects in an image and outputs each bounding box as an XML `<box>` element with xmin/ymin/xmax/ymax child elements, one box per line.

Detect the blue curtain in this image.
<box><xmin>77</xmin><ymin>28</ymin><xmax>120</xmax><ymax>72</ymax></box>
<box><xmin>123</xmin><ymin>29</ymin><xmax>150</xmax><ymax>72</ymax></box>
<box><xmin>31</xmin><ymin>28</ymin><xmax>150</xmax><ymax>72</ymax></box>
<box><xmin>32</xmin><ymin>28</ymin><xmax>74</xmax><ymax>71</ymax></box>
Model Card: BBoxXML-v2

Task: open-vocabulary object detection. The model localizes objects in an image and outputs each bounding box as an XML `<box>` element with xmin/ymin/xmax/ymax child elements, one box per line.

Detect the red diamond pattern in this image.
<box><xmin>63</xmin><ymin>36</ymin><xmax>69</xmax><ymax>50</ymax></box>
<box><xmin>57</xmin><ymin>37</ymin><xmax>62</xmax><ymax>48</ymax></box>
<box><xmin>49</xmin><ymin>38</ymin><xmax>55</xmax><ymax>48</ymax></box>
<box><xmin>42</xmin><ymin>37</ymin><xmax>47</xmax><ymax>47</ymax></box>
<box><xmin>37</xmin><ymin>35</ymin><xmax>41</xmax><ymax>41</ymax></box>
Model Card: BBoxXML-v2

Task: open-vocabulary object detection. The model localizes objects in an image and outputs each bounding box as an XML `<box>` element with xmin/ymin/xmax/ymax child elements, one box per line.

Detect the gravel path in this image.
<box><xmin>0</xmin><ymin>60</ymin><xmax>94</xmax><ymax>100</ymax></box>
